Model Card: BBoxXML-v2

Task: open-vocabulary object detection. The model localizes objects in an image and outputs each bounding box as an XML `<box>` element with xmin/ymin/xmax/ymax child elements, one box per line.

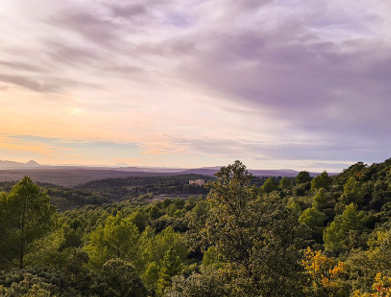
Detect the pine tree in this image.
<box><xmin>313</xmin><ymin>188</ymin><xmax>330</xmax><ymax>210</ymax></box>
<box><xmin>0</xmin><ymin>176</ymin><xmax>56</xmax><ymax>269</ymax></box>
<box><xmin>311</xmin><ymin>171</ymin><xmax>331</xmax><ymax>190</ymax></box>
<box><xmin>156</xmin><ymin>248</ymin><xmax>182</xmax><ymax>296</ymax></box>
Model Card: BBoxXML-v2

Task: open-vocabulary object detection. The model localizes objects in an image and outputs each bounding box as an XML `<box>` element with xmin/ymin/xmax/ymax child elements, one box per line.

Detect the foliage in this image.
<box><xmin>323</xmin><ymin>203</ymin><xmax>365</xmax><ymax>253</ymax></box>
<box><xmin>302</xmin><ymin>247</ymin><xmax>348</xmax><ymax>296</ymax></box>
<box><xmin>0</xmin><ymin>273</ymin><xmax>56</xmax><ymax>297</ymax></box>
<box><xmin>296</xmin><ymin>171</ymin><xmax>312</xmax><ymax>184</ymax></box>
<box><xmin>311</xmin><ymin>171</ymin><xmax>331</xmax><ymax>191</ymax></box>
<box><xmin>0</xmin><ymin>177</ymin><xmax>56</xmax><ymax>269</ymax></box>
<box><xmin>353</xmin><ymin>273</ymin><xmax>391</xmax><ymax>297</ymax></box>
<box><xmin>97</xmin><ymin>259</ymin><xmax>147</xmax><ymax>297</ymax></box>
<box><xmin>299</xmin><ymin>207</ymin><xmax>326</xmax><ymax>239</ymax></box>
<box><xmin>198</xmin><ymin>161</ymin><xmax>307</xmax><ymax>296</ymax></box>
<box><xmin>2</xmin><ymin>159</ymin><xmax>391</xmax><ymax>296</ymax></box>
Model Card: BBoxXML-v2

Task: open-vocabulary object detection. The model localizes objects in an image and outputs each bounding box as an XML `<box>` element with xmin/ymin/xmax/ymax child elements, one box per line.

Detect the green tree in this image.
<box><xmin>164</xmin><ymin>271</ymin><xmax>232</xmax><ymax>297</ymax></box>
<box><xmin>200</xmin><ymin>161</ymin><xmax>306</xmax><ymax>296</ymax></box>
<box><xmin>86</xmin><ymin>213</ymin><xmax>140</xmax><ymax>269</ymax></box>
<box><xmin>156</xmin><ymin>248</ymin><xmax>182</xmax><ymax>296</ymax></box>
<box><xmin>299</xmin><ymin>207</ymin><xmax>326</xmax><ymax>238</ymax></box>
<box><xmin>0</xmin><ymin>177</ymin><xmax>56</xmax><ymax>269</ymax></box>
<box><xmin>296</xmin><ymin>171</ymin><xmax>311</xmax><ymax>184</ymax></box>
<box><xmin>280</xmin><ymin>177</ymin><xmax>292</xmax><ymax>190</ymax></box>
<box><xmin>312</xmin><ymin>188</ymin><xmax>330</xmax><ymax>210</ymax></box>
<box><xmin>202</xmin><ymin>246</ymin><xmax>223</xmax><ymax>268</ymax></box>
<box><xmin>104</xmin><ymin>212</ymin><xmax>139</xmax><ymax>259</ymax></box>
<box><xmin>323</xmin><ymin>219</ymin><xmax>345</xmax><ymax>254</ymax></box>
<box><xmin>323</xmin><ymin>203</ymin><xmax>364</xmax><ymax>253</ymax></box>
<box><xmin>311</xmin><ymin>171</ymin><xmax>331</xmax><ymax>190</ymax></box>
<box><xmin>142</xmin><ymin>227</ymin><xmax>187</xmax><ymax>267</ymax></box>
<box><xmin>129</xmin><ymin>211</ymin><xmax>148</xmax><ymax>232</ymax></box>
<box><xmin>260</xmin><ymin>177</ymin><xmax>277</xmax><ymax>194</ymax></box>
<box><xmin>143</xmin><ymin>261</ymin><xmax>160</xmax><ymax>292</ymax></box>
<box><xmin>340</xmin><ymin>203</ymin><xmax>364</xmax><ymax>233</ymax></box>
<box><xmin>1</xmin><ymin>273</ymin><xmax>56</xmax><ymax>297</ymax></box>
<box><xmin>340</xmin><ymin>177</ymin><xmax>364</xmax><ymax>205</ymax></box>
<box><xmin>99</xmin><ymin>259</ymin><xmax>147</xmax><ymax>297</ymax></box>
<box><xmin>86</xmin><ymin>225</ymin><xmax>109</xmax><ymax>269</ymax></box>
<box><xmin>287</xmin><ymin>198</ymin><xmax>302</xmax><ymax>217</ymax></box>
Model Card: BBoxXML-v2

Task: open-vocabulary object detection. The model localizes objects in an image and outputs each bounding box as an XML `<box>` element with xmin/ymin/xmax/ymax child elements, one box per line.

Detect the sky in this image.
<box><xmin>0</xmin><ymin>0</ymin><xmax>390</xmax><ymax>171</ymax></box>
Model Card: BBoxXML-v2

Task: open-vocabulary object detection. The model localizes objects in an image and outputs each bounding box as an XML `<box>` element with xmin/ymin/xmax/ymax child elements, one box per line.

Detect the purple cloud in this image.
<box><xmin>0</xmin><ymin>0</ymin><xmax>390</xmax><ymax>168</ymax></box>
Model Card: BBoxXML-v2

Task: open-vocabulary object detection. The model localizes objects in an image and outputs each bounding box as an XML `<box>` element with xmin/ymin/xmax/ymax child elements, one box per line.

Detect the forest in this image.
<box><xmin>1</xmin><ymin>159</ymin><xmax>391</xmax><ymax>296</ymax></box>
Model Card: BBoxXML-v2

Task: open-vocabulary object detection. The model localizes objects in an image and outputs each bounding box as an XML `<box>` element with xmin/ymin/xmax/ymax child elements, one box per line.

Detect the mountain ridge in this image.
<box><xmin>0</xmin><ymin>159</ymin><xmax>322</xmax><ymax>177</ymax></box>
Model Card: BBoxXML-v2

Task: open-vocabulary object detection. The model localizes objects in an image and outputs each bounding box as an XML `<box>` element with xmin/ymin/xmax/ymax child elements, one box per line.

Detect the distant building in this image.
<box><xmin>189</xmin><ymin>179</ymin><xmax>205</xmax><ymax>186</ymax></box>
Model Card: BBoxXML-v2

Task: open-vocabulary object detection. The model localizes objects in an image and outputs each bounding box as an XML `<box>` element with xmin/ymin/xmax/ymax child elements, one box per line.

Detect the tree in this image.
<box><xmin>199</xmin><ymin>161</ymin><xmax>306</xmax><ymax>296</ymax></box>
<box><xmin>296</xmin><ymin>171</ymin><xmax>312</xmax><ymax>184</ymax></box>
<box><xmin>129</xmin><ymin>211</ymin><xmax>148</xmax><ymax>232</ymax></box>
<box><xmin>156</xmin><ymin>248</ymin><xmax>182</xmax><ymax>296</ymax></box>
<box><xmin>104</xmin><ymin>212</ymin><xmax>139</xmax><ymax>260</ymax></box>
<box><xmin>365</xmin><ymin>229</ymin><xmax>391</xmax><ymax>272</ymax></box>
<box><xmin>323</xmin><ymin>219</ymin><xmax>345</xmax><ymax>254</ymax></box>
<box><xmin>1</xmin><ymin>273</ymin><xmax>56</xmax><ymax>297</ymax></box>
<box><xmin>323</xmin><ymin>204</ymin><xmax>364</xmax><ymax>253</ymax></box>
<box><xmin>143</xmin><ymin>261</ymin><xmax>160</xmax><ymax>292</ymax></box>
<box><xmin>99</xmin><ymin>259</ymin><xmax>147</xmax><ymax>297</ymax></box>
<box><xmin>142</xmin><ymin>227</ymin><xmax>187</xmax><ymax>267</ymax></box>
<box><xmin>86</xmin><ymin>212</ymin><xmax>140</xmax><ymax>269</ymax></box>
<box><xmin>165</xmin><ymin>271</ymin><xmax>232</xmax><ymax>297</ymax></box>
<box><xmin>299</xmin><ymin>207</ymin><xmax>326</xmax><ymax>239</ymax></box>
<box><xmin>311</xmin><ymin>171</ymin><xmax>331</xmax><ymax>191</ymax></box>
<box><xmin>302</xmin><ymin>248</ymin><xmax>348</xmax><ymax>296</ymax></box>
<box><xmin>353</xmin><ymin>273</ymin><xmax>391</xmax><ymax>297</ymax></box>
<box><xmin>287</xmin><ymin>198</ymin><xmax>302</xmax><ymax>217</ymax></box>
<box><xmin>339</xmin><ymin>203</ymin><xmax>364</xmax><ymax>234</ymax></box>
<box><xmin>0</xmin><ymin>177</ymin><xmax>56</xmax><ymax>269</ymax></box>
<box><xmin>260</xmin><ymin>177</ymin><xmax>277</xmax><ymax>194</ymax></box>
<box><xmin>280</xmin><ymin>177</ymin><xmax>292</xmax><ymax>190</ymax></box>
<box><xmin>313</xmin><ymin>188</ymin><xmax>330</xmax><ymax>210</ymax></box>
<box><xmin>202</xmin><ymin>246</ymin><xmax>223</xmax><ymax>268</ymax></box>
<box><xmin>340</xmin><ymin>177</ymin><xmax>364</xmax><ymax>205</ymax></box>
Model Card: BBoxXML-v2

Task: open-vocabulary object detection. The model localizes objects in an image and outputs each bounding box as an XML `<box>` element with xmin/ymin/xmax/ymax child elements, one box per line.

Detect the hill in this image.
<box><xmin>0</xmin><ymin>159</ymin><xmax>43</xmax><ymax>169</ymax></box>
<box><xmin>0</xmin><ymin>159</ymin><xmax>324</xmax><ymax>186</ymax></box>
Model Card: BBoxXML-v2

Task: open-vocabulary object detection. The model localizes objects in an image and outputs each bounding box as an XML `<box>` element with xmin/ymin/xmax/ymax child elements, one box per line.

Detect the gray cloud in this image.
<box><xmin>0</xmin><ymin>60</ymin><xmax>46</xmax><ymax>72</ymax></box>
<box><xmin>0</xmin><ymin>73</ymin><xmax>102</xmax><ymax>94</ymax></box>
<box><xmin>50</xmin><ymin>11</ymin><xmax>121</xmax><ymax>48</ymax></box>
<box><xmin>0</xmin><ymin>74</ymin><xmax>60</xmax><ymax>93</ymax></box>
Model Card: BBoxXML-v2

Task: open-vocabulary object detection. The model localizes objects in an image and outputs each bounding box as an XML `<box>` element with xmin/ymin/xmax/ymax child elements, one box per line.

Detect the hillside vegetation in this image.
<box><xmin>1</xmin><ymin>159</ymin><xmax>391</xmax><ymax>296</ymax></box>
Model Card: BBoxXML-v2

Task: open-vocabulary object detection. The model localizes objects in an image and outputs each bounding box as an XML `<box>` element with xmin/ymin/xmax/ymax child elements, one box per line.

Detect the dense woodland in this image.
<box><xmin>1</xmin><ymin>159</ymin><xmax>391</xmax><ymax>296</ymax></box>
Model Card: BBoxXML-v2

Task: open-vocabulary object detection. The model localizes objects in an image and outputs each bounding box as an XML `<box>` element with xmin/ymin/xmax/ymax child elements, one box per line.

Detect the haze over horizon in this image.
<box><xmin>1</xmin><ymin>0</ymin><xmax>391</xmax><ymax>171</ymax></box>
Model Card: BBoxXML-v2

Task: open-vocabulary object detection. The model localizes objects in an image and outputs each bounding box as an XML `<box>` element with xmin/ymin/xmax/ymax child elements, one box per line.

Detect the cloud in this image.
<box><xmin>309</xmin><ymin>162</ymin><xmax>355</xmax><ymax>169</ymax></box>
<box><xmin>0</xmin><ymin>0</ymin><xmax>390</xmax><ymax>168</ymax></box>
<box><xmin>167</xmin><ymin>136</ymin><xmax>385</xmax><ymax>163</ymax></box>
<box><xmin>0</xmin><ymin>74</ymin><xmax>60</xmax><ymax>93</ymax></box>
<box><xmin>0</xmin><ymin>60</ymin><xmax>46</xmax><ymax>72</ymax></box>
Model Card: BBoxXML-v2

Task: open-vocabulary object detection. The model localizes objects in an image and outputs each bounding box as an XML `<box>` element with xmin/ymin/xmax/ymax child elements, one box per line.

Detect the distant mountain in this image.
<box><xmin>25</xmin><ymin>160</ymin><xmax>41</xmax><ymax>167</ymax></box>
<box><xmin>0</xmin><ymin>159</ymin><xmax>322</xmax><ymax>176</ymax></box>
<box><xmin>179</xmin><ymin>168</ymin><xmax>218</xmax><ymax>176</ymax></box>
<box><xmin>113</xmin><ymin>166</ymin><xmax>185</xmax><ymax>173</ymax></box>
<box><xmin>113</xmin><ymin>163</ymin><xmax>130</xmax><ymax>168</ymax></box>
<box><xmin>0</xmin><ymin>159</ymin><xmax>325</xmax><ymax>186</ymax></box>
<box><xmin>0</xmin><ymin>160</ymin><xmax>43</xmax><ymax>170</ymax></box>
<box><xmin>179</xmin><ymin>168</ymin><xmax>302</xmax><ymax>177</ymax></box>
